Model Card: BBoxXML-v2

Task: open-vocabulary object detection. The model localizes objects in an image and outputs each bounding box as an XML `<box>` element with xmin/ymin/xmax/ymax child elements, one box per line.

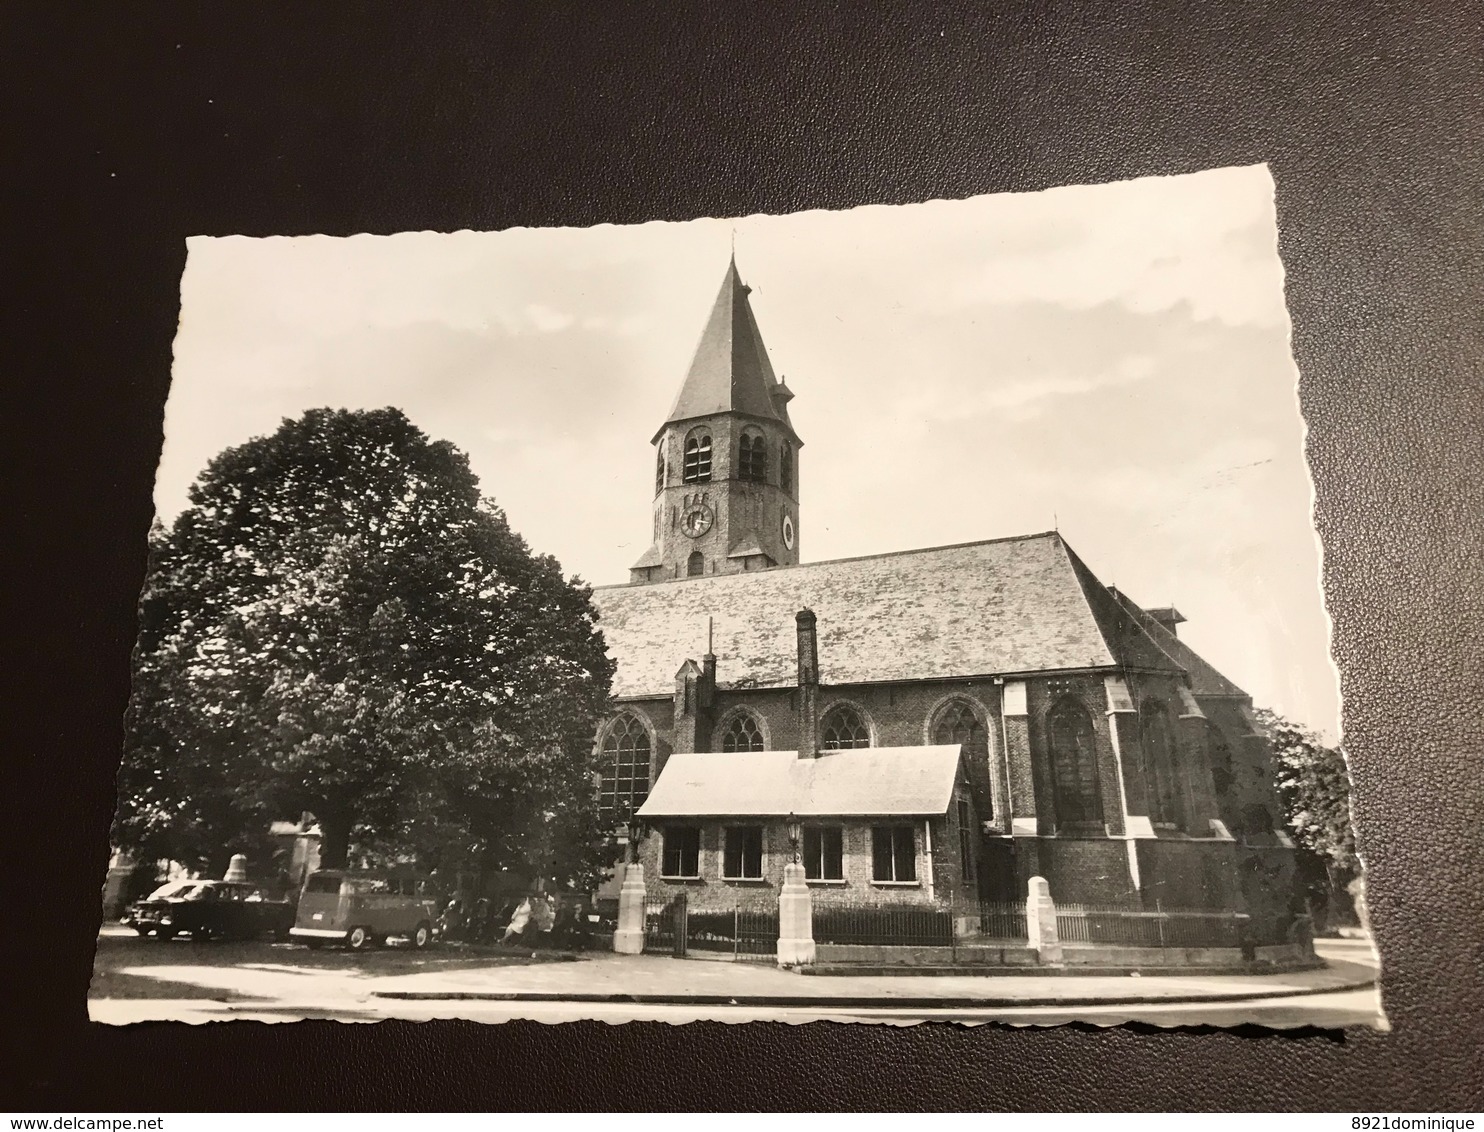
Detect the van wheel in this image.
<box><xmin>346</xmin><ymin>926</ymin><xmax>372</xmax><ymax>951</ymax></box>
<box><xmin>410</xmin><ymin>922</ymin><xmax>432</xmax><ymax>950</ymax></box>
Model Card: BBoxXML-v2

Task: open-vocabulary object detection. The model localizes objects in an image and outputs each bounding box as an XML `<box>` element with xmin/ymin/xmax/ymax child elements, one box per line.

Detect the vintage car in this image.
<box><xmin>290</xmin><ymin>870</ymin><xmax>439</xmax><ymax>950</ymax></box>
<box><xmin>125</xmin><ymin>879</ymin><xmax>296</xmax><ymax>942</ymax></box>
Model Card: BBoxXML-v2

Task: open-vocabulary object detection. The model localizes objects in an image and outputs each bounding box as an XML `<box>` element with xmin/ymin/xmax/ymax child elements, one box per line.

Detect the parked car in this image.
<box><xmin>290</xmin><ymin>870</ymin><xmax>439</xmax><ymax>950</ymax></box>
<box><xmin>125</xmin><ymin>879</ymin><xmax>296</xmax><ymax>942</ymax></box>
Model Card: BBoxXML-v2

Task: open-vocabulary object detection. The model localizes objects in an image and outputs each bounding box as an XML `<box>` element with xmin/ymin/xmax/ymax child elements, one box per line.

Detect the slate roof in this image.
<box><xmin>637</xmin><ymin>745</ymin><xmax>963</xmax><ymax>818</ymax></box>
<box><xmin>1106</xmin><ymin>587</ymin><xmax>1249</xmax><ymax>698</ymax></box>
<box><xmin>592</xmin><ymin>532</ymin><xmax>1135</xmax><ymax>699</ymax></box>
<box><xmin>657</xmin><ymin>257</ymin><xmax>797</xmax><ymax>441</ymax></box>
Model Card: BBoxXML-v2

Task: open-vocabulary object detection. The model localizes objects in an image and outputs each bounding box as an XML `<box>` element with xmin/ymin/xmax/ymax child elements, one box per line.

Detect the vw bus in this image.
<box><xmin>289</xmin><ymin>870</ymin><xmax>439</xmax><ymax>950</ymax></box>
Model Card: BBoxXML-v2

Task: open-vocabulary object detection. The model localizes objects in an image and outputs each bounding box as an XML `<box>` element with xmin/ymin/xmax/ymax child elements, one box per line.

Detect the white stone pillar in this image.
<box><xmin>776</xmin><ymin>861</ymin><xmax>816</xmax><ymax>968</ymax></box>
<box><xmin>1025</xmin><ymin>875</ymin><xmax>1063</xmax><ymax>966</ymax></box>
<box><xmin>613</xmin><ymin>862</ymin><xmax>647</xmax><ymax>955</ymax></box>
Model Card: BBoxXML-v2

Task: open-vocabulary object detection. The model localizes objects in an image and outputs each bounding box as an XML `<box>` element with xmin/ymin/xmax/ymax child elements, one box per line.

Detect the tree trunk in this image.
<box><xmin>318</xmin><ymin>810</ymin><xmax>354</xmax><ymax>870</ymax></box>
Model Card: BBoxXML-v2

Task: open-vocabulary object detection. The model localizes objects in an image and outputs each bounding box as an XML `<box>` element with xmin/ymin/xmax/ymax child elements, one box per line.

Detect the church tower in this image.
<box><xmin>630</xmin><ymin>258</ymin><xmax>802</xmax><ymax>584</ymax></box>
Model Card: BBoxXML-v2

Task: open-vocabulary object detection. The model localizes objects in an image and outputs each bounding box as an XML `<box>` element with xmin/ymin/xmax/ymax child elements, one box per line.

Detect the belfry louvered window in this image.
<box><xmin>739</xmin><ymin>433</ymin><xmax>766</xmax><ymax>482</ymax></box>
<box><xmin>598</xmin><ymin>714</ymin><xmax>651</xmax><ymax>830</ymax></box>
<box><xmin>780</xmin><ymin>444</ymin><xmax>793</xmax><ymax>494</ymax></box>
<box><xmin>820</xmin><ymin>704</ymin><xmax>871</xmax><ymax>749</ymax></box>
<box><xmin>655</xmin><ymin>449</ymin><xmax>666</xmax><ymax>493</ymax></box>
<box><xmin>683</xmin><ymin>434</ymin><xmax>712</xmax><ymax>482</ymax></box>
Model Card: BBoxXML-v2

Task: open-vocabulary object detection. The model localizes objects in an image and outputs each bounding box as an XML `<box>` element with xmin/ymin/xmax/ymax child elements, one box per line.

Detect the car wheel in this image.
<box><xmin>410</xmin><ymin>922</ymin><xmax>432</xmax><ymax>950</ymax></box>
<box><xmin>346</xmin><ymin>926</ymin><xmax>372</xmax><ymax>951</ymax></box>
<box><xmin>134</xmin><ymin>927</ymin><xmax>152</xmax><ymax>937</ymax></box>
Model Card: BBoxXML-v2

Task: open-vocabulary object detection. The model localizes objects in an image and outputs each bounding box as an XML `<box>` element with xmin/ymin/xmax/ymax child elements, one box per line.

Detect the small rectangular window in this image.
<box><xmin>872</xmin><ymin>825</ymin><xmax>917</xmax><ymax>883</ymax></box>
<box><xmin>723</xmin><ymin>825</ymin><xmax>764</xmax><ymax>879</ymax></box>
<box><xmin>662</xmin><ymin>827</ymin><xmax>701</xmax><ymax>878</ymax></box>
<box><xmin>803</xmin><ymin>827</ymin><xmax>843</xmax><ymax>881</ymax></box>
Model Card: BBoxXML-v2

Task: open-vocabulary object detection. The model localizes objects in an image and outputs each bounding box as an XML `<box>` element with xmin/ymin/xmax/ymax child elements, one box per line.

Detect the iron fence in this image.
<box><xmin>1055</xmin><ymin>903</ymin><xmax>1250</xmax><ymax>948</ymax></box>
<box><xmin>686</xmin><ymin>907</ymin><xmax>778</xmax><ymax>961</ymax></box>
<box><xmin>813</xmin><ymin>904</ymin><xmax>956</xmax><ymax>947</ymax></box>
<box><xmin>973</xmin><ymin>901</ymin><xmax>1029</xmax><ymax>940</ymax></box>
<box><xmin>644</xmin><ymin>897</ymin><xmax>680</xmax><ymax>954</ymax></box>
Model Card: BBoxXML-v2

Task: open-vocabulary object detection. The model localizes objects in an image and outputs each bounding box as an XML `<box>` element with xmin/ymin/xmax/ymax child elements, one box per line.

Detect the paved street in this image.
<box><xmin>89</xmin><ymin>926</ymin><xmax>1384</xmax><ymax>1029</ymax></box>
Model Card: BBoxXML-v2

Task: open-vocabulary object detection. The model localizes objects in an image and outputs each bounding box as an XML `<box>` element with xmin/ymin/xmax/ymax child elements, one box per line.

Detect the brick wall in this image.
<box><xmin>636</xmin><ymin>794</ymin><xmax>980</xmax><ymax>914</ymax></box>
<box><xmin>1134</xmin><ymin>837</ymin><xmax>1241</xmax><ymax>910</ymax></box>
<box><xmin>608</xmin><ymin>670</ymin><xmax>1278</xmax><ymax>918</ymax></box>
<box><xmin>1034</xmin><ymin>836</ymin><xmax>1138</xmax><ymax>906</ymax></box>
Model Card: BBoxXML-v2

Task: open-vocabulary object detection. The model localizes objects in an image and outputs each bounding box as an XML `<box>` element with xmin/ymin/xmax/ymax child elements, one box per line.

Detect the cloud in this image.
<box><xmin>522</xmin><ymin>303</ymin><xmax>576</xmax><ymax>333</ymax></box>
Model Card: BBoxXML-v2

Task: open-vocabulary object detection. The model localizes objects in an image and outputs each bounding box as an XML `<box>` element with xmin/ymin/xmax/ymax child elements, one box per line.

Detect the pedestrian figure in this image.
<box><xmin>530</xmin><ymin>892</ymin><xmax>555</xmax><ymax>948</ymax></box>
<box><xmin>500</xmin><ymin>895</ymin><xmax>533</xmax><ymax>946</ymax></box>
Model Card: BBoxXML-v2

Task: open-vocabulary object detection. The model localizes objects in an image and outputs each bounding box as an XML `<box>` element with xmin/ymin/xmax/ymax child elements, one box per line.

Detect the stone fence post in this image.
<box><xmin>613</xmin><ymin>861</ymin><xmax>647</xmax><ymax>955</ymax></box>
<box><xmin>777</xmin><ymin>861</ymin><xmax>816</xmax><ymax>967</ymax></box>
<box><xmin>1026</xmin><ymin>875</ymin><xmax>1063</xmax><ymax>966</ymax></box>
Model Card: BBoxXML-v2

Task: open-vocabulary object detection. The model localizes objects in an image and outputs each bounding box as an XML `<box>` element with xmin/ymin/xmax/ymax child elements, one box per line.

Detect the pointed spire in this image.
<box><xmin>655</xmin><ymin>258</ymin><xmax>798</xmax><ymax>441</ymax></box>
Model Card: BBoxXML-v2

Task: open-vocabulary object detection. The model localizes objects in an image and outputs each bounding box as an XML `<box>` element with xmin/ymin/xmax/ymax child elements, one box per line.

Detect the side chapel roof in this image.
<box><xmin>637</xmin><ymin>745</ymin><xmax>963</xmax><ymax>818</ymax></box>
<box><xmin>593</xmin><ymin>531</ymin><xmax>1200</xmax><ymax>698</ymax></box>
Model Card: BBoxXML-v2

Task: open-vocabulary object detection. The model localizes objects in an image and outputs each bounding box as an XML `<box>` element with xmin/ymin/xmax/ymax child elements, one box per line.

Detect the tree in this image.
<box><xmin>1254</xmin><ymin>707</ymin><xmax>1358</xmax><ymax>919</ymax></box>
<box><xmin>115</xmin><ymin>407</ymin><xmax>616</xmax><ymax>879</ymax></box>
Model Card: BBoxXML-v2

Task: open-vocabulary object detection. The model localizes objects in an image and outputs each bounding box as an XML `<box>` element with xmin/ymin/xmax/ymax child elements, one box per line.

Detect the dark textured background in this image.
<box><xmin>6</xmin><ymin>0</ymin><xmax>1482</xmax><ymax>1112</ymax></box>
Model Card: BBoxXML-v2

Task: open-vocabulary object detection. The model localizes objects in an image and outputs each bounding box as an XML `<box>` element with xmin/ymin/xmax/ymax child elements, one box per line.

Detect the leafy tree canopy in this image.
<box><xmin>116</xmin><ymin>407</ymin><xmax>616</xmax><ymax>881</ymax></box>
<box><xmin>1254</xmin><ymin>707</ymin><xmax>1356</xmax><ymax>876</ymax></box>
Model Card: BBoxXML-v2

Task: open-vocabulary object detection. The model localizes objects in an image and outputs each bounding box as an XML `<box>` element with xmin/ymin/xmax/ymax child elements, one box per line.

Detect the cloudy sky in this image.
<box><xmin>163</xmin><ymin>163</ymin><xmax>1340</xmax><ymax>738</ymax></box>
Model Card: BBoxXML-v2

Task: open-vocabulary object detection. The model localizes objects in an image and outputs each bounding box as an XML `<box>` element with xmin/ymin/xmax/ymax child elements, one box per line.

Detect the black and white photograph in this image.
<box><xmin>90</xmin><ymin>163</ymin><xmax>1383</xmax><ymax>1030</ymax></box>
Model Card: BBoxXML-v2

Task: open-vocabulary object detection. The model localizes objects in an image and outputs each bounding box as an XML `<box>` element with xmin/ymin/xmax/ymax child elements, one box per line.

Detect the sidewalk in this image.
<box><xmin>368</xmin><ymin>940</ymin><xmax>1378</xmax><ymax>1009</ymax></box>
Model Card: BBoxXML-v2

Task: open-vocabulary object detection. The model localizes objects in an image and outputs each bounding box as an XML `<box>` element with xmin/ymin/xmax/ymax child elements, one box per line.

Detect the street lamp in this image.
<box><xmin>787</xmin><ymin>813</ymin><xmax>801</xmax><ymax>866</ymax></box>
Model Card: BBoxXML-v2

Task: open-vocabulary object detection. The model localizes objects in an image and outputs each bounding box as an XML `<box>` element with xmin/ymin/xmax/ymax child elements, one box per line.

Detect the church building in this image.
<box><xmin>588</xmin><ymin>259</ymin><xmax>1297</xmax><ymax>928</ymax></box>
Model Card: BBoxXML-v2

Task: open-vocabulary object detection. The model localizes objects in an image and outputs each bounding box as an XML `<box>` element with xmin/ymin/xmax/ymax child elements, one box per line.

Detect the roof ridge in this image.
<box><xmin>594</xmin><ymin>530</ymin><xmax>1062</xmax><ymax>591</ymax></box>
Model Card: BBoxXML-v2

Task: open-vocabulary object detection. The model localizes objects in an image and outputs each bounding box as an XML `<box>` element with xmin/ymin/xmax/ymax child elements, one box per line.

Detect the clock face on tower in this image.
<box><xmin>782</xmin><ymin>513</ymin><xmax>795</xmax><ymax>550</ymax></box>
<box><xmin>681</xmin><ymin>503</ymin><xmax>715</xmax><ymax>539</ymax></box>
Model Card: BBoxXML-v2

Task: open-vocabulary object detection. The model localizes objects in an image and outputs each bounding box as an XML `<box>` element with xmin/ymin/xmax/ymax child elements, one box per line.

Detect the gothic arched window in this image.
<box><xmin>655</xmin><ymin>448</ymin><xmax>666</xmax><ymax>493</ymax></box>
<box><xmin>820</xmin><ymin>704</ymin><xmax>871</xmax><ymax>750</ymax></box>
<box><xmin>683</xmin><ymin>433</ymin><xmax>712</xmax><ymax>483</ymax></box>
<box><xmin>932</xmin><ymin>699</ymin><xmax>992</xmax><ymax>818</ymax></box>
<box><xmin>1139</xmin><ymin>700</ymin><xmax>1185</xmax><ymax>829</ymax></box>
<box><xmin>720</xmin><ymin>711</ymin><xmax>765</xmax><ymax>753</ymax></box>
<box><xmin>687</xmin><ymin>551</ymin><xmax>704</xmax><ymax>577</ymax></box>
<box><xmin>1047</xmin><ymin>697</ymin><xmax>1102</xmax><ymax>827</ymax></box>
<box><xmin>780</xmin><ymin>444</ymin><xmax>793</xmax><ymax>494</ymax></box>
<box><xmin>739</xmin><ymin>432</ymin><xmax>767</xmax><ymax>483</ymax></box>
<box><xmin>598</xmin><ymin>714</ymin><xmax>651</xmax><ymax>830</ymax></box>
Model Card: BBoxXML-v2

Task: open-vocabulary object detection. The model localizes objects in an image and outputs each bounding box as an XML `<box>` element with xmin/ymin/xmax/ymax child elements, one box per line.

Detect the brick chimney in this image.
<box><xmin>673</xmin><ymin>617</ymin><xmax>718</xmax><ymax>753</ymax></box>
<box><xmin>796</xmin><ymin>609</ymin><xmax>819</xmax><ymax>758</ymax></box>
